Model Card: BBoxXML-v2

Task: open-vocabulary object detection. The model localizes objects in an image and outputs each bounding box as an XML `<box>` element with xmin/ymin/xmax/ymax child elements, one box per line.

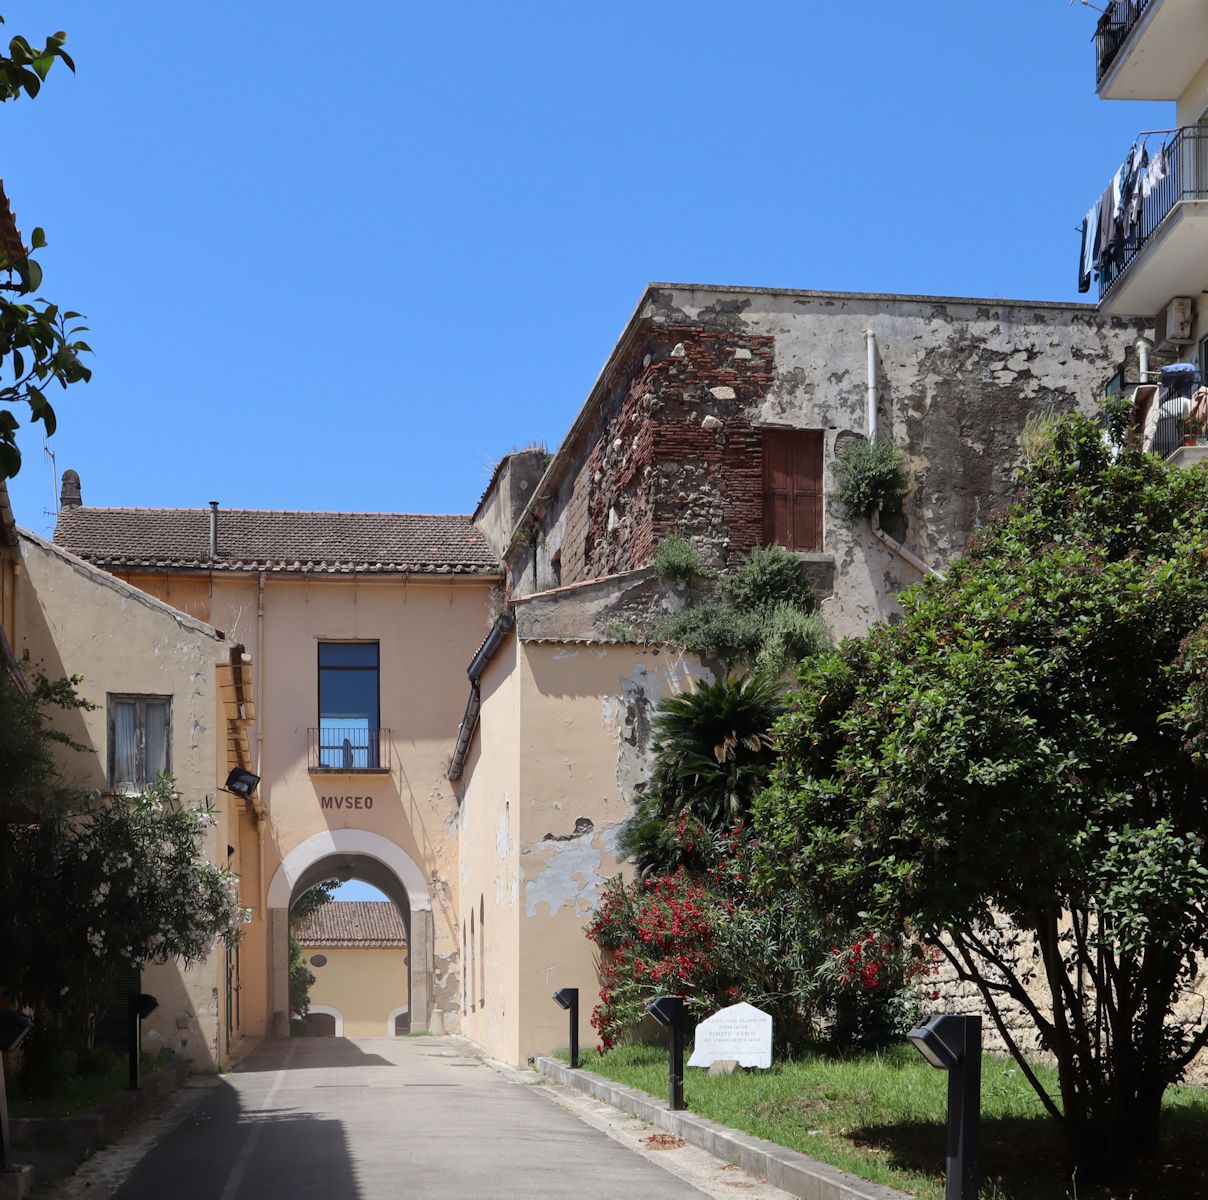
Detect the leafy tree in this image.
<box><xmin>287</xmin><ymin>879</ymin><xmax>338</xmax><ymax>1025</ymax></box>
<box><xmin>756</xmin><ymin>408</ymin><xmax>1208</xmax><ymax>1176</ymax></box>
<box><xmin>0</xmin><ymin>18</ymin><xmax>90</xmax><ymax>478</ymax></box>
<box><xmin>3</xmin><ymin>775</ymin><xmax>247</xmax><ymax>1091</ymax></box>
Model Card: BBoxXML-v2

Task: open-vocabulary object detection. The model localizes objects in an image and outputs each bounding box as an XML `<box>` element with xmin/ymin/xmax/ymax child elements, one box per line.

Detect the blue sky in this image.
<box><xmin>2</xmin><ymin>1</ymin><xmax>1171</xmax><ymax>534</ymax></box>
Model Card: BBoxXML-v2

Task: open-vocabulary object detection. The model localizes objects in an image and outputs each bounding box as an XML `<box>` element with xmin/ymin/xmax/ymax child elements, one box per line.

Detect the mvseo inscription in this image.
<box><xmin>320</xmin><ymin>795</ymin><xmax>374</xmax><ymax>810</ymax></box>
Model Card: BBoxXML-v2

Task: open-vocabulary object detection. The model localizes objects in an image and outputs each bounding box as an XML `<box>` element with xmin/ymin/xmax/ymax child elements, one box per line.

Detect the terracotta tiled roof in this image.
<box><xmin>295</xmin><ymin>901</ymin><xmax>407</xmax><ymax>948</ymax></box>
<box><xmin>54</xmin><ymin>507</ymin><xmax>501</xmax><ymax>575</ymax></box>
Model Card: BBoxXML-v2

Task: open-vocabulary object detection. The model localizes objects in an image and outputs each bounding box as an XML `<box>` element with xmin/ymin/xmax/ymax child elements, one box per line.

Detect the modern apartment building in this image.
<box><xmin>1087</xmin><ymin>1</ymin><xmax>1208</xmax><ymax>460</ymax></box>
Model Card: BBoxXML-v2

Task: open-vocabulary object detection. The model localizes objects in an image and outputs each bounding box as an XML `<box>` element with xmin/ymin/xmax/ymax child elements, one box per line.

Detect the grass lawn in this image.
<box><xmin>8</xmin><ymin>1051</ymin><xmax>174</xmax><ymax>1118</ymax></box>
<box><xmin>565</xmin><ymin>1043</ymin><xmax>1208</xmax><ymax>1199</ymax></box>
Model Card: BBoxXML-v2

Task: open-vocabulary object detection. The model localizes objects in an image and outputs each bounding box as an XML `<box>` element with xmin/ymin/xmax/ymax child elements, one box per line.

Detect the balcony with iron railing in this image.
<box><xmin>1094</xmin><ymin>0</ymin><xmax>1208</xmax><ymax>100</ymax></box>
<box><xmin>1095</xmin><ymin>0</ymin><xmax>1152</xmax><ymax>85</ymax></box>
<box><xmin>1092</xmin><ymin>126</ymin><xmax>1208</xmax><ymax>313</ymax></box>
<box><xmin>307</xmin><ymin>726</ymin><xmax>392</xmax><ymax>773</ymax></box>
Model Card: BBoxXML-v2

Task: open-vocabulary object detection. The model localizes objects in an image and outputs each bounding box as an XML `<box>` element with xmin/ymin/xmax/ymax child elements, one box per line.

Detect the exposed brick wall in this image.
<box><xmin>647</xmin><ymin>330</ymin><xmax>774</xmax><ymax>568</ymax></box>
<box><xmin>543</xmin><ymin>328</ymin><xmax>776</xmax><ymax>590</ymax></box>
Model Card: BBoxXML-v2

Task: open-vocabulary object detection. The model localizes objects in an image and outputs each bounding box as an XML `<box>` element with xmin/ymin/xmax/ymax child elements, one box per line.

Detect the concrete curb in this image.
<box><xmin>0</xmin><ymin>1166</ymin><xmax>33</xmax><ymax>1200</ymax></box>
<box><xmin>10</xmin><ymin>1060</ymin><xmax>190</xmax><ymax>1150</ymax></box>
<box><xmin>535</xmin><ymin>1057</ymin><xmax>912</xmax><ymax>1200</ymax></box>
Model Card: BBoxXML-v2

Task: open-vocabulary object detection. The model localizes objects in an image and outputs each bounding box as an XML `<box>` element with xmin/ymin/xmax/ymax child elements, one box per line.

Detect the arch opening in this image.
<box><xmin>267</xmin><ymin>831</ymin><xmax>432</xmax><ymax>1037</ymax></box>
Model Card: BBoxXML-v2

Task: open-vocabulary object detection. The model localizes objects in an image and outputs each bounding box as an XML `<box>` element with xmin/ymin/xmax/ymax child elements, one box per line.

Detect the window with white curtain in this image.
<box><xmin>108</xmin><ymin>695</ymin><xmax>171</xmax><ymax>792</ymax></box>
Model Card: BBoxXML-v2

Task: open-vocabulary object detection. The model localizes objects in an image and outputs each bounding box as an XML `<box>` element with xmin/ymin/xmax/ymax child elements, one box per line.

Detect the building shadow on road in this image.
<box><xmin>114</xmin><ymin>1079</ymin><xmax>364</xmax><ymax>1199</ymax></box>
<box><xmin>233</xmin><ymin>1036</ymin><xmax>398</xmax><ymax>1074</ymax></box>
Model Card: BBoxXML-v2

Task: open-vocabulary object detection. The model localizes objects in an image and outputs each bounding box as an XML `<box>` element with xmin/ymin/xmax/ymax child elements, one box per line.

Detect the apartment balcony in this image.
<box><xmin>307</xmin><ymin>727</ymin><xmax>392</xmax><ymax>773</ymax></box>
<box><xmin>1095</xmin><ymin>126</ymin><xmax>1208</xmax><ymax>315</ymax></box>
<box><xmin>1095</xmin><ymin>0</ymin><xmax>1208</xmax><ymax>100</ymax></box>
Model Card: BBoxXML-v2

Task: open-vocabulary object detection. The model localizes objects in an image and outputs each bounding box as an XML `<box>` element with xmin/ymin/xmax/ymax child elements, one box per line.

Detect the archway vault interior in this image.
<box><xmin>266</xmin><ymin>830</ymin><xmax>432</xmax><ymax>1036</ymax></box>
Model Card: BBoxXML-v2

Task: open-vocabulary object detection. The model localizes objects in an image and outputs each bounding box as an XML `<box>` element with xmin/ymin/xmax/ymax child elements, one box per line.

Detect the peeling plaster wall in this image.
<box><xmin>509</xmin><ymin>286</ymin><xmax>1150</xmax><ymax>643</ymax></box>
<box><xmin>14</xmin><ymin>532</ymin><xmax>232</xmax><ymax>1070</ymax></box>
<box><xmin>513</xmin><ymin>640</ymin><xmax>705</xmax><ymax>1064</ymax></box>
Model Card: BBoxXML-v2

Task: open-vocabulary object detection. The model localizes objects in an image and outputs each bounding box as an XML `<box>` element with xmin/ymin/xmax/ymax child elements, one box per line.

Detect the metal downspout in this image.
<box><xmin>871</xmin><ymin>510</ymin><xmax>942</xmax><ymax>579</ymax></box>
<box><xmin>865</xmin><ymin>328</ymin><xmax>878</xmax><ymax>442</ymax></box>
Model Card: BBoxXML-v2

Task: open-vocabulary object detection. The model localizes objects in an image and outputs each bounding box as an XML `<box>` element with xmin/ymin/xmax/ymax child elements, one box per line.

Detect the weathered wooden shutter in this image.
<box><xmin>762</xmin><ymin>430</ymin><xmax>823</xmax><ymax>551</ymax></box>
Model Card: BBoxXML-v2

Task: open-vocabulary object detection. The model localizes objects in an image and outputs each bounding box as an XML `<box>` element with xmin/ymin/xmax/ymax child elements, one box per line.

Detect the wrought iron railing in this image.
<box><xmin>307</xmin><ymin>727</ymin><xmax>391</xmax><ymax>772</ymax></box>
<box><xmin>1098</xmin><ymin>126</ymin><xmax>1208</xmax><ymax>301</ymax></box>
<box><xmin>1094</xmin><ymin>0</ymin><xmax>1152</xmax><ymax>84</ymax></box>
<box><xmin>1129</xmin><ymin>370</ymin><xmax>1204</xmax><ymax>456</ymax></box>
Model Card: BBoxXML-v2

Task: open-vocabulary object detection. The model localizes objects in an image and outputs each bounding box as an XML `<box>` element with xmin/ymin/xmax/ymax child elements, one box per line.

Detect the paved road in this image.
<box><xmin>112</xmin><ymin>1036</ymin><xmax>713</xmax><ymax>1199</ymax></box>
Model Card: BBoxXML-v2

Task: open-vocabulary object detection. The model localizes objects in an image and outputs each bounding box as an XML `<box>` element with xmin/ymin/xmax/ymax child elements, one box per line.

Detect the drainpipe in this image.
<box><xmin>256</xmin><ymin>572</ymin><xmax>265</xmax><ymax>780</ymax></box>
<box><xmin>209</xmin><ymin>501</ymin><xmax>220</xmax><ymax>559</ymax></box>
<box><xmin>447</xmin><ymin>611</ymin><xmax>515</xmax><ymax>782</ymax></box>
<box><xmin>1137</xmin><ymin>336</ymin><xmax>1151</xmax><ymax>384</ymax></box>
<box><xmin>871</xmin><ymin>511</ymin><xmax>942</xmax><ymax>579</ymax></box>
<box><xmin>865</xmin><ymin>329</ymin><xmax>878</xmax><ymax>442</ymax></box>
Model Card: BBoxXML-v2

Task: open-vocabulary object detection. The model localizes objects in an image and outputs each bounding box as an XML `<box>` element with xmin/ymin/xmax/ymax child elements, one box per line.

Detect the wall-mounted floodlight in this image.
<box><xmin>0</xmin><ymin>1010</ymin><xmax>32</xmax><ymax>1173</ymax></box>
<box><xmin>644</xmin><ymin>995</ymin><xmax>686</xmax><ymax>1110</ymax></box>
<box><xmin>552</xmin><ymin>988</ymin><xmax>579</xmax><ymax>1069</ymax></box>
<box><xmin>0</xmin><ymin>1011</ymin><xmax>31</xmax><ymax>1053</ymax></box>
<box><xmin>127</xmin><ymin>993</ymin><xmax>159</xmax><ymax>1091</ymax></box>
<box><xmin>224</xmin><ymin>768</ymin><xmax>260</xmax><ymax>798</ymax></box>
<box><xmin>906</xmin><ymin>1014</ymin><xmax>981</xmax><ymax>1200</ymax></box>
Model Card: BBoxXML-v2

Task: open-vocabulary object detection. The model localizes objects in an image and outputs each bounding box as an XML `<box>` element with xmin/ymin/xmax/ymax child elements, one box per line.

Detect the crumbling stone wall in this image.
<box><xmin>509</xmin><ymin>286</ymin><xmax>1151</xmax><ymax>641</ymax></box>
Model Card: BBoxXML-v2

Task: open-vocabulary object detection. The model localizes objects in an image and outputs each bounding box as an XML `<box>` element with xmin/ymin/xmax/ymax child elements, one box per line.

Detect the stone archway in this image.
<box><xmin>306</xmin><ymin>1005</ymin><xmax>344</xmax><ymax>1036</ymax></box>
<box><xmin>386</xmin><ymin>1003</ymin><xmax>410</xmax><ymax>1036</ymax></box>
<box><xmin>267</xmin><ymin>830</ymin><xmax>432</xmax><ymax>1037</ymax></box>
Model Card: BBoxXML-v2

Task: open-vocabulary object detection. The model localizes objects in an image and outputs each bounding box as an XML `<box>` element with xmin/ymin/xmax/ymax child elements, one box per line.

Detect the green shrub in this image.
<box><xmin>652</xmin><ymin>601</ymin><xmax>762</xmax><ymax>666</ymax></box>
<box><xmin>831</xmin><ymin>438</ymin><xmax>908</xmax><ymax>518</ymax></box>
<box><xmin>727</xmin><ymin>544</ymin><xmax>815</xmax><ymax>617</ymax></box>
<box><xmin>1018</xmin><ymin>407</ymin><xmax>1062</xmax><ymax>465</ymax></box>
<box><xmin>653</xmin><ymin>532</ymin><xmax>711</xmax><ymax>586</ymax></box>
<box><xmin>755</xmin><ymin>604</ymin><xmax>830</xmax><ymax>676</ymax></box>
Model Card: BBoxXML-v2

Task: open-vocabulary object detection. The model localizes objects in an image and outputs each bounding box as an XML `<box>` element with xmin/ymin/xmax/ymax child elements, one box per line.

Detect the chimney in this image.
<box><xmin>60</xmin><ymin>469</ymin><xmax>82</xmax><ymax>509</ymax></box>
<box><xmin>209</xmin><ymin>500</ymin><xmax>219</xmax><ymax>559</ymax></box>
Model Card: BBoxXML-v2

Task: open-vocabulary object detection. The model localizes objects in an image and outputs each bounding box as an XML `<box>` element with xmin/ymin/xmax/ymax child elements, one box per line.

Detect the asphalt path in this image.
<box><xmin>111</xmin><ymin>1036</ymin><xmax>713</xmax><ymax>1199</ymax></box>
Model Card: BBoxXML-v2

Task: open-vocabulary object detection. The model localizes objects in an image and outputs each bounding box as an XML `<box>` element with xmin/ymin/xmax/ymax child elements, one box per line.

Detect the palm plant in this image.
<box><xmin>618</xmin><ymin>673</ymin><xmax>785</xmax><ymax>874</ymax></box>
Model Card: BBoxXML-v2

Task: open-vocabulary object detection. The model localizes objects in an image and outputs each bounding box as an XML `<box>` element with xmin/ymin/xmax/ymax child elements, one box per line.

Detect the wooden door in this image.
<box><xmin>762</xmin><ymin>430</ymin><xmax>823</xmax><ymax>552</ymax></box>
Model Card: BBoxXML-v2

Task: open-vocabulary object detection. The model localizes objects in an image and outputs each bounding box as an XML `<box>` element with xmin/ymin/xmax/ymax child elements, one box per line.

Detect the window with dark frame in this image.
<box><xmin>108</xmin><ymin>695</ymin><xmax>171</xmax><ymax>792</ymax></box>
<box><xmin>317</xmin><ymin>642</ymin><xmax>380</xmax><ymax>769</ymax></box>
<box><xmin>761</xmin><ymin>429</ymin><xmax>824</xmax><ymax>552</ymax></box>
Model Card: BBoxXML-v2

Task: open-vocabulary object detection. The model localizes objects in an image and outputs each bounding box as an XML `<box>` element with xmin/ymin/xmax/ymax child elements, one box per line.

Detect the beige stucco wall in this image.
<box><xmin>116</xmin><ymin>570</ymin><xmax>497</xmax><ymax>1038</ymax></box>
<box><xmin>304</xmin><ymin>944</ymin><xmax>409</xmax><ymax>1037</ymax></box>
<box><xmin>457</xmin><ymin>636</ymin><xmax>522</xmax><ymax>1062</ymax></box>
<box><xmin>457</xmin><ymin>634</ymin><xmax>706</xmax><ymax>1065</ymax></box>
<box><xmin>13</xmin><ymin>532</ymin><xmax>238</xmax><ymax>1070</ymax></box>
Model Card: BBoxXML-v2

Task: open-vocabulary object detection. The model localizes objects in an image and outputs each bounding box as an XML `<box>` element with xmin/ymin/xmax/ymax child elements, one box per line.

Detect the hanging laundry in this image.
<box><xmin>1123</xmin><ymin>144</ymin><xmax>1148</xmax><ymax>248</ymax></box>
<box><xmin>1079</xmin><ymin>200</ymin><xmax>1100</xmax><ymax>293</ymax></box>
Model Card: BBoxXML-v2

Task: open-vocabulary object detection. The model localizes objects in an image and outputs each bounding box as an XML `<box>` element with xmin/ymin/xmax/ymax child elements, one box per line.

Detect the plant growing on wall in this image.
<box><xmin>756</xmin><ymin>408</ymin><xmax>1208</xmax><ymax>1177</ymax></box>
<box><xmin>830</xmin><ymin>437</ymin><xmax>908</xmax><ymax>519</ymax></box>
<box><xmin>650</xmin><ymin>541</ymin><xmax>826</xmax><ymax>672</ymax></box>
<box><xmin>652</xmin><ymin>532</ymin><xmax>712</xmax><ymax>587</ymax></box>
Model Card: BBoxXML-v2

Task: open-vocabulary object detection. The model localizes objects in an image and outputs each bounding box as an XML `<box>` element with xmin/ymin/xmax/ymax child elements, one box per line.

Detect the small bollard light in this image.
<box><xmin>644</xmin><ymin>995</ymin><xmax>686</xmax><ymax>1111</ymax></box>
<box><xmin>552</xmin><ymin>988</ymin><xmax>580</xmax><ymax>1069</ymax></box>
<box><xmin>906</xmin><ymin>1014</ymin><xmax>982</xmax><ymax>1200</ymax></box>
<box><xmin>0</xmin><ymin>1010</ymin><xmax>33</xmax><ymax>1174</ymax></box>
<box><xmin>127</xmin><ymin>993</ymin><xmax>159</xmax><ymax>1091</ymax></box>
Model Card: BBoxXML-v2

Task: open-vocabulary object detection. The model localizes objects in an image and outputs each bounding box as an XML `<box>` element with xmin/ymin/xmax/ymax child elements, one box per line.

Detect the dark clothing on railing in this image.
<box><xmin>1095</xmin><ymin>0</ymin><xmax>1152</xmax><ymax>84</ymax></box>
<box><xmin>1082</xmin><ymin>127</ymin><xmax>1208</xmax><ymax>301</ymax></box>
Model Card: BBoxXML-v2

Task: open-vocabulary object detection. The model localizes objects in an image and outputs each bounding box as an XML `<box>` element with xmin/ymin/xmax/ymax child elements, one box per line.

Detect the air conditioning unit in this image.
<box><xmin>1155</xmin><ymin>296</ymin><xmax>1195</xmax><ymax>350</ymax></box>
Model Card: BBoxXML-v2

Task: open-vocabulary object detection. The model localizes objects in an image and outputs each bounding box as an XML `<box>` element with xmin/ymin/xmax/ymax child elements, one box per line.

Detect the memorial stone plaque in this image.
<box><xmin>686</xmin><ymin>1001</ymin><xmax>772</xmax><ymax>1069</ymax></box>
